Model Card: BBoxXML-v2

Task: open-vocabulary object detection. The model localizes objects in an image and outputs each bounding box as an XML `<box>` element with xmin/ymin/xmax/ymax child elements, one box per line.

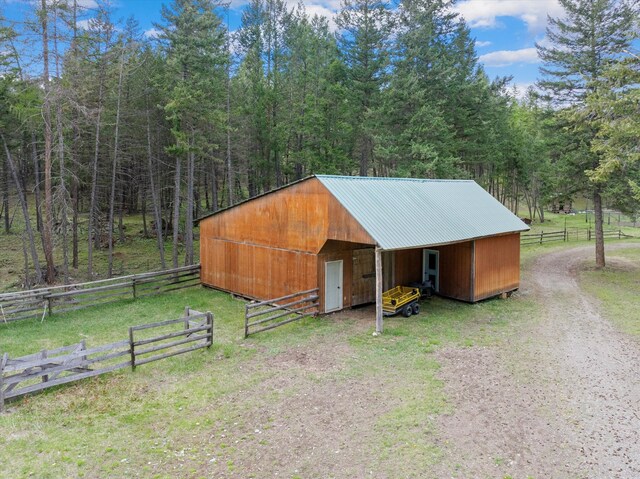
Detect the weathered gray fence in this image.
<box><xmin>0</xmin><ymin>307</ymin><xmax>213</xmax><ymax>411</ymax></box>
<box><xmin>521</xmin><ymin>228</ymin><xmax>631</xmax><ymax>246</ymax></box>
<box><xmin>0</xmin><ymin>264</ymin><xmax>201</xmax><ymax>323</ymax></box>
<box><xmin>129</xmin><ymin>307</ymin><xmax>213</xmax><ymax>367</ymax></box>
<box><xmin>244</xmin><ymin>288</ymin><xmax>319</xmax><ymax>338</ymax></box>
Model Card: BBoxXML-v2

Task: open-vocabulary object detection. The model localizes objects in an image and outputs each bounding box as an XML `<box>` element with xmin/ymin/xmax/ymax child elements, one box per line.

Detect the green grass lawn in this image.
<box><xmin>0</xmin><ymin>280</ymin><xmax>535</xmax><ymax>478</ymax></box>
<box><xmin>578</xmin><ymin>246</ymin><xmax>640</xmax><ymax>338</ymax></box>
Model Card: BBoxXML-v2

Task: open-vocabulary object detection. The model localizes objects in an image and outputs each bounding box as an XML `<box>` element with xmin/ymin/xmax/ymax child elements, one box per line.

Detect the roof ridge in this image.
<box><xmin>315</xmin><ymin>175</ymin><xmax>473</xmax><ymax>183</ymax></box>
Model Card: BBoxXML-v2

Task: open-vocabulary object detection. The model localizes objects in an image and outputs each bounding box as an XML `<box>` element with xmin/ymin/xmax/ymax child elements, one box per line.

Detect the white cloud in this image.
<box><xmin>454</xmin><ymin>0</ymin><xmax>564</xmax><ymax>33</ymax></box>
<box><xmin>76</xmin><ymin>19</ymin><xmax>92</xmax><ymax>31</ymax></box>
<box><xmin>301</xmin><ymin>3</ymin><xmax>338</xmax><ymax>31</ymax></box>
<box><xmin>475</xmin><ymin>40</ymin><xmax>492</xmax><ymax>47</ymax></box>
<box><xmin>511</xmin><ymin>82</ymin><xmax>536</xmax><ymax>99</ymax></box>
<box><xmin>144</xmin><ymin>28</ymin><xmax>161</xmax><ymax>39</ymax></box>
<box><xmin>479</xmin><ymin>47</ymin><xmax>539</xmax><ymax>67</ymax></box>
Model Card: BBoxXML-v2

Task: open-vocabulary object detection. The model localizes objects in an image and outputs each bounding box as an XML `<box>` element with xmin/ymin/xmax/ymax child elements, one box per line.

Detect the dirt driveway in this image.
<box><xmin>434</xmin><ymin>244</ymin><xmax>640</xmax><ymax>478</ymax></box>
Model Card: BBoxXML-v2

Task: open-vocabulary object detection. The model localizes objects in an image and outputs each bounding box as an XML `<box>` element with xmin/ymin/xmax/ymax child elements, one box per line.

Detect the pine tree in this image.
<box><xmin>537</xmin><ymin>0</ymin><xmax>636</xmax><ymax>267</ymax></box>
<box><xmin>158</xmin><ymin>0</ymin><xmax>227</xmax><ymax>266</ymax></box>
<box><xmin>337</xmin><ymin>0</ymin><xmax>393</xmax><ymax>176</ymax></box>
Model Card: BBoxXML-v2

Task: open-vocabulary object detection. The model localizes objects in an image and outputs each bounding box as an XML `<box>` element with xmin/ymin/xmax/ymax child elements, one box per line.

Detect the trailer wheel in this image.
<box><xmin>402</xmin><ymin>305</ymin><xmax>412</xmax><ymax>318</ymax></box>
<box><xmin>412</xmin><ymin>303</ymin><xmax>420</xmax><ymax>315</ymax></box>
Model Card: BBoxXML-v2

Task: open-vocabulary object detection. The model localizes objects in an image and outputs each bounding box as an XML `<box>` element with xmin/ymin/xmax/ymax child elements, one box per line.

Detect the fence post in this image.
<box><xmin>540</xmin><ymin>231</ymin><xmax>543</xmax><ymax>245</ymax></box>
<box><xmin>619</xmin><ymin>229</ymin><xmax>621</xmax><ymax>239</ymax></box>
<box><xmin>206</xmin><ymin>311</ymin><xmax>214</xmax><ymax>348</ymax></box>
<box><xmin>132</xmin><ymin>278</ymin><xmax>137</xmax><ymax>299</ymax></box>
<box><xmin>41</xmin><ymin>350</ymin><xmax>49</xmax><ymax>383</ymax></box>
<box><xmin>80</xmin><ymin>339</ymin><xmax>87</xmax><ymax>368</ymax></box>
<box><xmin>244</xmin><ymin>304</ymin><xmax>250</xmax><ymax>338</ymax></box>
<box><xmin>183</xmin><ymin>306</ymin><xmax>190</xmax><ymax>331</ymax></box>
<box><xmin>128</xmin><ymin>327</ymin><xmax>136</xmax><ymax>370</ymax></box>
<box><xmin>46</xmin><ymin>296</ymin><xmax>53</xmax><ymax>317</ymax></box>
<box><xmin>564</xmin><ymin>227</ymin><xmax>567</xmax><ymax>242</ymax></box>
<box><xmin>0</xmin><ymin>352</ymin><xmax>8</xmax><ymax>412</ymax></box>
<box><xmin>588</xmin><ymin>228</ymin><xmax>591</xmax><ymax>241</ymax></box>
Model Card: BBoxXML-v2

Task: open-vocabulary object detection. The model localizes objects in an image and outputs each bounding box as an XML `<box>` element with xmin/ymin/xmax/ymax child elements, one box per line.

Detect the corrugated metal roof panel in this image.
<box><xmin>316</xmin><ymin>175</ymin><xmax>529</xmax><ymax>250</ymax></box>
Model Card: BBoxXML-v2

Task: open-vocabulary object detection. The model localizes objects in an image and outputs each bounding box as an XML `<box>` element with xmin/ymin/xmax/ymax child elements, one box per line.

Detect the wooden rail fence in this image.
<box><xmin>521</xmin><ymin>228</ymin><xmax>632</xmax><ymax>246</ymax></box>
<box><xmin>244</xmin><ymin>288</ymin><xmax>319</xmax><ymax>338</ymax></box>
<box><xmin>0</xmin><ymin>264</ymin><xmax>201</xmax><ymax>323</ymax></box>
<box><xmin>0</xmin><ymin>307</ymin><xmax>213</xmax><ymax>411</ymax></box>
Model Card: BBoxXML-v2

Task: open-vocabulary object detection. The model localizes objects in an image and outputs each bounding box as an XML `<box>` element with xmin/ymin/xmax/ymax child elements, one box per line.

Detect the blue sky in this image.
<box><xmin>3</xmin><ymin>0</ymin><xmax>563</xmax><ymax>93</ymax></box>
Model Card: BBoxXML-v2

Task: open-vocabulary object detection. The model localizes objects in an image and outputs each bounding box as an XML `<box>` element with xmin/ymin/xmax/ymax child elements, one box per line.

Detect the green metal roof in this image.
<box><xmin>316</xmin><ymin>175</ymin><xmax>529</xmax><ymax>250</ymax></box>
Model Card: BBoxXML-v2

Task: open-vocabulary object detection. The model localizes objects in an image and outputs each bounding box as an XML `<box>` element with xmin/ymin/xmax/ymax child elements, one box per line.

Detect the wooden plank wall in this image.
<box><xmin>201</xmin><ymin>238</ymin><xmax>317</xmax><ymax>302</ymax></box>
<box><xmin>433</xmin><ymin>242</ymin><xmax>473</xmax><ymax>301</ymax></box>
<box><xmin>473</xmin><ymin>233</ymin><xmax>520</xmax><ymax>301</ymax></box>
<box><xmin>351</xmin><ymin>248</ymin><xmax>376</xmax><ymax>306</ymax></box>
<box><xmin>394</xmin><ymin>242</ymin><xmax>473</xmax><ymax>301</ymax></box>
<box><xmin>199</xmin><ymin>178</ymin><xmax>376</xmax><ymax>306</ymax></box>
<box><xmin>394</xmin><ymin>249</ymin><xmax>422</xmax><ymax>286</ymax></box>
<box><xmin>199</xmin><ymin>178</ymin><xmax>374</xmax><ymax>255</ymax></box>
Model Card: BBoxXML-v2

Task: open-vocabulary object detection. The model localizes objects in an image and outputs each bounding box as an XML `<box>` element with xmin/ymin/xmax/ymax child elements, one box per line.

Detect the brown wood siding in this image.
<box><xmin>473</xmin><ymin>233</ymin><xmax>521</xmax><ymax>301</ymax></box>
<box><xmin>200</xmin><ymin>238</ymin><xmax>317</xmax><ymax>301</ymax></box>
<box><xmin>317</xmin><ymin>250</ymin><xmax>353</xmax><ymax>313</ymax></box>
<box><xmin>394</xmin><ymin>249</ymin><xmax>422</xmax><ymax>286</ymax></box>
<box><xmin>432</xmin><ymin>242</ymin><xmax>473</xmax><ymax>302</ymax></box>
<box><xmin>199</xmin><ymin>177</ymin><xmax>374</xmax><ymax>255</ymax></box>
<box><xmin>394</xmin><ymin>243</ymin><xmax>473</xmax><ymax>301</ymax></box>
<box><xmin>352</xmin><ymin>248</ymin><xmax>376</xmax><ymax>306</ymax></box>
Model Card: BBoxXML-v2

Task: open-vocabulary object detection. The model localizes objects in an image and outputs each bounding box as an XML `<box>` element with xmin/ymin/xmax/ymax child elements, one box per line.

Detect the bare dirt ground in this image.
<box><xmin>434</xmin><ymin>244</ymin><xmax>640</xmax><ymax>479</ymax></box>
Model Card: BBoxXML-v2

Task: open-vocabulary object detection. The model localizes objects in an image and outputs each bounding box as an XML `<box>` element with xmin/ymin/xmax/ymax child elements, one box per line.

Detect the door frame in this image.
<box><xmin>422</xmin><ymin>249</ymin><xmax>440</xmax><ymax>292</ymax></box>
<box><xmin>324</xmin><ymin>260</ymin><xmax>344</xmax><ymax>312</ymax></box>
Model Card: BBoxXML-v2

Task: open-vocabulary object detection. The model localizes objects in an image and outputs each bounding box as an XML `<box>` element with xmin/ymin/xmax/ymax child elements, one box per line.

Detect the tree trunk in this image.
<box><xmin>184</xmin><ymin>148</ymin><xmax>195</xmax><ymax>266</ymax></box>
<box><xmin>107</xmin><ymin>49</ymin><xmax>125</xmax><ymax>277</ymax></box>
<box><xmin>593</xmin><ymin>188</ymin><xmax>605</xmax><ymax>268</ymax></box>
<box><xmin>146</xmin><ymin>100</ymin><xmax>166</xmax><ymax>269</ymax></box>
<box><xmin>53</xmin><ymin>2</ymin><xmax>69</xmax><ymax>283</ymax></box>
<box><xmin>88</xmin><ymin>72</ymin><xmax>105</xmax><ymax>278</ymax></box>
<box><xmin>210</xmin><ymin>161</ymin><xmax>218</xmax><ymax>212</ymax></box>
<box><xmin>2</xmin><ymin>134</ymin><xmax>43</xmax><ymax>283</ymax></box>
<box><xmin>40</xmin><ymin>0</ymin><xmax>56</xmax><ymax>284</ymax></box>
<box><xmin>226</xmin><ymin>34</ymin><xmax>234</xmax><ymax>207</ymax></box>
<box><xmin>71</xmin><ymin>0</ymin><xmax>79</xmax><ymax>269</ymax></box>
<box><xmin>141</xmin><ymin>183</ymin><xmax>148</xmax><ymax>238</ymax></box>
<box><xmin>2</xmin><ymin>151</ymin><xmax>8</xmax><ymax>233</ymax></box>
<box><xmin>172</xmin><ymin>156</ymin><xmax>181</xmax><ymax>269</ymax></box>
<box><xmin>118</xmin><ymin>184</ymin><xmax>125</xmax><ymax>243</ymax></box>
<box><xmin>30</xmin><ymin>135</ymin><xmax>42</xmax><ymax>233</ymax></box>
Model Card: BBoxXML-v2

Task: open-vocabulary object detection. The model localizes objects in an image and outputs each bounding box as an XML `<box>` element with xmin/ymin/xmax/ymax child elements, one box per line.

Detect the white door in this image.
<box><xmin>423</xmin><ymin>249</ymin><xmax>439</xmax><ymax>292</ymax></box>
<box><xmin>325</xmin><ymin>260</ymin><xmax>343</xmax><ymax>312</ymax></box>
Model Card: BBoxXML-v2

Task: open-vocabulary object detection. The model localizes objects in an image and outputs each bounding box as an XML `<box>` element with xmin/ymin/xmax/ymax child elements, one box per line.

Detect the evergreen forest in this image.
<box><xmin>1</xmin><ymin>0</ymin><xmax>638</xmax><ymax>285</ymax></box>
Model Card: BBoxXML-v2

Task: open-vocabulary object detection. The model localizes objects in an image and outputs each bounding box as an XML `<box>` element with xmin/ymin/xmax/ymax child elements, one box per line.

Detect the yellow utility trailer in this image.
<box><xmin>382</xmin><ymin>286</ymin><xmax>421</xmax><ymax>317</ymax></box>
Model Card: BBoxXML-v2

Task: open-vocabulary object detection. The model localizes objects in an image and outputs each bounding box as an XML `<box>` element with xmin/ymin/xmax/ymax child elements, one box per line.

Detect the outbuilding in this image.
<box><xmin>197</xmin><ymin>175</ymin><xmax>529</xmax><ymax>333</ymax></box>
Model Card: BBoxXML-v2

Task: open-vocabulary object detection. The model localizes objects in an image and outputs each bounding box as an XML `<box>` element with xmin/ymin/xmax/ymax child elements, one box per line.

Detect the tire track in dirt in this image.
<box><xmin>433</xmin><ymin>244</ymin><xmax>640</xmax><ymax>479</ymax></box>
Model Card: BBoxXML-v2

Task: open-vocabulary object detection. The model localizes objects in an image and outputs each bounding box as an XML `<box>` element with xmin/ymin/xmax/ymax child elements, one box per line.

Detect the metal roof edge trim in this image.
<box><xmin>314</xmin><ymin>179</ymin><xmax>380</xmax><ymax>248</ymax></box>
<box><xmin>315</xmin><ymin>174</ymin><xmax>475</xmax><ymax>183</ymax></box>
<box><xmin>376</xmin><ymin>230</ymin><xmax>529</xmax><ymax>252</ymax></box>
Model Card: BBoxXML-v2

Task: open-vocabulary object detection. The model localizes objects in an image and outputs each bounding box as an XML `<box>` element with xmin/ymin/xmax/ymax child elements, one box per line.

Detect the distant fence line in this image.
<box><xmin>244</xmin><ymin>288</ymin><xmax>319</xmax><ymax>338</ymax></box>
<box><xmin>0</xmin><ymin>264</ymin><xmax>201</xmax><ymax>323</ymax></box>
<box><xmin>0</xmin><ymin>307</ymin><xmax>213</xmax><ymax>411</ymax></box>
<box><xmin>521</xmin><ymin>228</ymin><xmax>633</xmax><ymax>246</ymax></box>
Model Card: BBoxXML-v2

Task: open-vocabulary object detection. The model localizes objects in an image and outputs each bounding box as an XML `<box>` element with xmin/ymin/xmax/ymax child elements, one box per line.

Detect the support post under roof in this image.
<box><xmin>375</xmin><ymin>246</ymin><xmax>383</xmax><ymax>335</ymax></box>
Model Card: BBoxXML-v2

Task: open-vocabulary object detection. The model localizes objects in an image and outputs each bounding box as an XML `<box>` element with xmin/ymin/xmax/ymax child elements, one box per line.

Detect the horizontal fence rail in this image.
<box><xmin>129</xmin><ymin>308</ymin><xmax>213</xmax><ymax>367</ymax></box>
<box><xmin>521</xmin><ymin>228</ymin><xmax>633</xmax><ymax>246</ymax></box>
<box><xmin>0</xmin><ymin>265</ymin><xmax>201</xmax><ymax>323</ymax></box>
<box><xmin>245</xmin><ymin>288</ymin><xmax>319</xmax><ymax>338</ymax></box>
<box><xmin>0</xmin><ymin>307</ymin><xmax>213</xmax><ymax>411</ymax></box>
